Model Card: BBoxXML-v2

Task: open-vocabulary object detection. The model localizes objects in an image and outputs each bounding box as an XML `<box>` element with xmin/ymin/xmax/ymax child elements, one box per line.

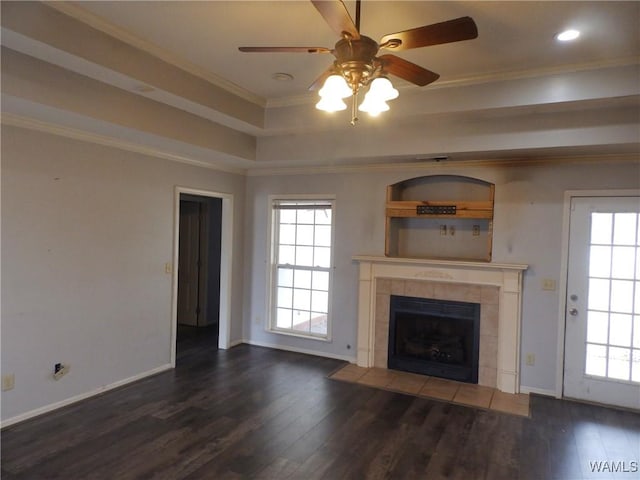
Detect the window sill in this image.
<box><xmin>267</xmin><ymin>328</ymin><xmax>331</xmax><ymax>343</ymax></box>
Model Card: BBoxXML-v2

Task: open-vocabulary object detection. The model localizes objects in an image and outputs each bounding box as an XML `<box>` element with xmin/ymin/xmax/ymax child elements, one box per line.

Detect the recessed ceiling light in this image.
<box><xmin>272</xmin><ymin>72</ymin><xmax>294</xmax><ymax>82</ymax></box>
<box><xmin>556</xmin><ymin>29</ymin><xmax>580</xmax><ymax>42</ymax></box>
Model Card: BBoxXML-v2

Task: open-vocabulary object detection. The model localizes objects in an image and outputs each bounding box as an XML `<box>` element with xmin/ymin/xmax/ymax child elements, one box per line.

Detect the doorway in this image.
<box><xmin>176</xmin><ymin>194</ymin><xmax>222</xmax><ymax>358</ymax></box>
<box><xmin>171</xmin><ymin>187</ymin><xmax>234</xmax><ymax>366</ymax></box>
<box><xmin>562</xmin><ymin>194</ymin><xmax>640</xmax><ymax>409</ymax></box>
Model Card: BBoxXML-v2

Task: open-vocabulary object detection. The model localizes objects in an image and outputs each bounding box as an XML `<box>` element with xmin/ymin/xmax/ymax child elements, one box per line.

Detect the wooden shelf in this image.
<box><xmin>384</xmin><ymin>176</ymin><xmax>495</xmax><ymax>261</ymax></box>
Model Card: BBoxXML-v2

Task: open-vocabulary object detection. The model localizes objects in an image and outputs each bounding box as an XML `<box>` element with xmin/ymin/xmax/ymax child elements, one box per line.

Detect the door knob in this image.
<box><xmin>569</xmin><ymin>308</ymin><xmax>578</xmax><ymax>316</ymax></box>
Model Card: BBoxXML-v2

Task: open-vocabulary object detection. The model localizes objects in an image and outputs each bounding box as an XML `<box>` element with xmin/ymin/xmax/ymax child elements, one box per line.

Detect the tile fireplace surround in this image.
<box><xmin>354</xmin><ymin>256</ymin><xmax>528</xmax><ymax>394</ymax></box>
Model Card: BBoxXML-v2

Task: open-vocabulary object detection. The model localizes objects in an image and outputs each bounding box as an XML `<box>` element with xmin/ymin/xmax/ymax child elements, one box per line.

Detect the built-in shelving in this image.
<box><xmin>385</xmin><ymin>175</ymin><xmax>495</xmax><ymax>261</ymax></box>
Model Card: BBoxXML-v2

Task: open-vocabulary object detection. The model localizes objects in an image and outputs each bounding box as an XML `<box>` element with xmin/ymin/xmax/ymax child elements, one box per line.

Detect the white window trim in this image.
<box><xmin>266</xmin><ymin>194</ymin><xmax>336</xmax><ymax>342</ymax></box>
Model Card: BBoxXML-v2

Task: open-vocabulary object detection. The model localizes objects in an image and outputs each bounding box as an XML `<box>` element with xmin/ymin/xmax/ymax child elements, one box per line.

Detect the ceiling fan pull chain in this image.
<box><xmin>350</xmin><ymin>91</ymin><xmax>359</xmax><ymax>126</ymax></box>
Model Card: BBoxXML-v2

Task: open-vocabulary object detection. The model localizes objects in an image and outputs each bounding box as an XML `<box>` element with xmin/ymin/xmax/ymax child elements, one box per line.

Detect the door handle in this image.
<box><xmin>569</xmin><ymin>308</ymin><xmax>578</xmax><ymax>316</ymax></box>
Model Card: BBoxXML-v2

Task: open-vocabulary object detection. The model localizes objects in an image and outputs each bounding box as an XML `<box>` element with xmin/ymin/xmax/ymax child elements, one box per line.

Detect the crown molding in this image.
<box><xmin>246</xmin><ymin>153</ymin><xmax>640</xmax><ymax>177</ymax></box>
<box><xmin>2</xmin><ymin>113</ymin><xmax>248</xmax><ymax>176</ymax></box>
<box><xmin>47</xmin><ymin>1</ymin><xmax>266</xmax><ymax>108</ymax></box>
<box><xmin>266</xmin><ymin>56</ymin><xmax>640</xmax><ymax>109</ymax></box>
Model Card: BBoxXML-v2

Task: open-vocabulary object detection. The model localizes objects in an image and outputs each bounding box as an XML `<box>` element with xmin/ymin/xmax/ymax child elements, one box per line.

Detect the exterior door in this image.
<box><xmin>564</xmin><ymin>196</ymin><xmax>640</xmax><ymax>409</ymax></box>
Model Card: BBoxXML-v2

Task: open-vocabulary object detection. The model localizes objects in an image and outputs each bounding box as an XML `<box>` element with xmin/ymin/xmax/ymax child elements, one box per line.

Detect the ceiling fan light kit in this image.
<box><xmin>240</xmin><ymin>0</ymin><xmax>478</xmax><ymax>125</ymax></box>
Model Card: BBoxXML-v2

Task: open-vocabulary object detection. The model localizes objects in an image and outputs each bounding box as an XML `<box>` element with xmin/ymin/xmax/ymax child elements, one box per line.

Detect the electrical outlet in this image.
<box><xmin>525</xmin><ymin>354</ymin><xmax>535</xmax><ymax>366</ymax></box>
<box><xmin>472</xmin><ymin>225</ymin><xmax>481</xmax><ymax>236</ymax></box>
<box><xmin>449</xmin><ymin>226</ymin><xmax>456</xmax><ymax>236</ymax></box>
<box><xmin>2</xmin><ymin>374</ymin><xmax>15</xmax><ymax>391</ymax></box>
<box><xmin>439</xmin><ymin>225</ymin><xmax>447</xmax><ymax>236</ymax></box>
<box><xmin>53</xmin><ymin>363</ymin><xmax>70</xmax><ymax>380</ymax></box>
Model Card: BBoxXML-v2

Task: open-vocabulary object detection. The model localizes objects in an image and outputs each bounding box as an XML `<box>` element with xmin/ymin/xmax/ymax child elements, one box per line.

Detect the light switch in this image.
<box><xmin>164</xmin><ymin>263</ymin><xmax>173</xmax><ymax>274</ymax></box>
<box><xmin>542</xmin><ymin>279</ymin><xmax>556</xmax><ymax>291</ymax></box>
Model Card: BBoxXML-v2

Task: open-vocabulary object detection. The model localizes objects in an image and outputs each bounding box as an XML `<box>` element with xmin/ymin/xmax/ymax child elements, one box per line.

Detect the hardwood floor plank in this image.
<box><xmin>2</xmin><ymin>335</ymin><xmax>639</xmax><ymax>480</ymax></box>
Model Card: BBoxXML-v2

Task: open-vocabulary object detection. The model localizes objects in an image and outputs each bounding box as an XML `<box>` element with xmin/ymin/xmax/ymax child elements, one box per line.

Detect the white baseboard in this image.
<box><xmin>226</xmin><ymin>338</ymin><xmax>244</xmax><ymax>348</ymax></box>
<box><xmin>242</xmin><ymin>339</ymin><xmax>356</xmax><ymax>363</ymax></box>
<box><xmin>1</xmin><ymin>364</ymin><xmax>173</xmax><ymax>429</ymax></box>
<box><xmin>519</xmin><ymin>385</ymin><xmax>558</xmax><ymax>398</ymax></box>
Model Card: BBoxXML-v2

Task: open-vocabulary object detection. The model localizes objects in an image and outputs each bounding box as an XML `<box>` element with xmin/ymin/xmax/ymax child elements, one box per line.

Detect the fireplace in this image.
<box><xmin>388</xmin><ymin>295</ymin><xmax>480</xmax><ymax>383</ymax></box>
<box><xmin>354</xmin><ymin>256</ymin><xmax>527</xmax><ymax>394</ymax></box>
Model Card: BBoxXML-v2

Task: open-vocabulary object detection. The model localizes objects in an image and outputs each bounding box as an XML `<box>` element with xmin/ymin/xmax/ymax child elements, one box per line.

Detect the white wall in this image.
<box><xmin>243</xmin><ymin>158</ymin><xmax>640</xmax><ymax>393</ymax></box>
<box><xmin>1</xmin><ymin>126</ymin><xmax>246</xmax><ymax>423</ymax></box>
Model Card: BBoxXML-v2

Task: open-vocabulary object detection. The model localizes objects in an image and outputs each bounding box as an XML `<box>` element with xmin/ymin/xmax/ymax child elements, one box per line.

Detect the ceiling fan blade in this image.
<box><xmin>378</xmin><ymin>54</ymin><xmax>440</xmax><ymax>86</ymax></box>
<box><xmin>239</xmin><ymin>46</ymin><xmax>332</xmax><ymax>54</ymax></box>
<box><xmin>308</xmin><ymin>67</ymin><xmax>336</xmax><ymax>91</ymax></box>
<box><xmin>311</xmin><ymin>0</ymin><xmax>360</xmax><ymax>40</ymax></box>
<box><xmin>380</xmin><ymin>16</ymin><xmax>478</xmax><ymax>51</ymax></box>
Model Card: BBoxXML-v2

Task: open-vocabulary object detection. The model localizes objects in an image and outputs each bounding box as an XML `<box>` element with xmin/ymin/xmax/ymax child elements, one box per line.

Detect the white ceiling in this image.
<box><xmin>71</xmin><ymin>1</ymin><xmax>640</xmax><ymax>101</ymax></box>
<box><xmin>1</xmin><ymin>1</ymin><xmax>639</xmax><ymax>171</ymax></box>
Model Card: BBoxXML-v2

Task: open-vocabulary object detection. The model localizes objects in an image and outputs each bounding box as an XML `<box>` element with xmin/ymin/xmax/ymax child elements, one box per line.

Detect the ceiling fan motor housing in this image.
<box><xmin>334</xmin><ymin>36</ymin><xmax>380</xmax><ymax>89</ymax></box>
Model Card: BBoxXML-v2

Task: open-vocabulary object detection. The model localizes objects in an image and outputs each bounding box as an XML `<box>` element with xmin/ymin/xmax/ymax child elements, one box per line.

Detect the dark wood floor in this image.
<box><xmin>2</xmin><ymin>330</ymin><xmax>639</xmax><ymax>480</ymax></box>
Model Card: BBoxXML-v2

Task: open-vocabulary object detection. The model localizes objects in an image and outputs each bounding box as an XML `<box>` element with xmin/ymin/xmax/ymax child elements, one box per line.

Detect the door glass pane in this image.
<box><xmin>589</xmin><ymin>246</ymin><xmax>611</xmax><ymax>277</ymax></box>
<box><xmin>632</xmin><ymin>350</ymin><xmax>640</xmax><ymax>382</ymax></box>
<box><xmin>609</xmin><ymin>313</ymin><xmax>632</xmax><ymax>347</ymax></box>
<box><xmin>611</xmin><ymin>246</ymin><xmax>636</xmax><ymax>279</ymax></box>
<box><xmin>585</xmin><ymin>210</ymin><xmax>639</xmax><ymax>384</ymax></box>
<box><xmin>587</xmin><ymin>311</ymin><xmax>609</xmax><ymax>344</ymax></box>
<box><xmin>608</xmin><ymin>347</ymin><xmax>631</xmax><ymax>380</ymax></box>
<box><xmin>613</xmin><ymin>213</ymin><xmax>637</xmax><ymax>245</ymax></box>
<box><xmin>591</xmin><ymin>213</ymin><xmax>612</xmax><ymax>244</ymax></box>
<box><xmin>610</xmin><ymin>280</ymin><xmax>633</xmax><ymax>313</ymax></box>
<box><xmin>588</xmin><ymin>278</ymin><xmax>610</xmax><ymax>311</ymax></box>
<box><xmin>586</xmin><ymin>344</ymin><xmax>607</xmax><ymax>376</ymax></box>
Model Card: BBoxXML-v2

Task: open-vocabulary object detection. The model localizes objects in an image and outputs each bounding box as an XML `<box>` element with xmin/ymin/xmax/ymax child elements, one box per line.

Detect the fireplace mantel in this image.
<box><xmin>353</xmin><ymin>255</ymin><xmax>528</xmax><ymax>394</ymax></box>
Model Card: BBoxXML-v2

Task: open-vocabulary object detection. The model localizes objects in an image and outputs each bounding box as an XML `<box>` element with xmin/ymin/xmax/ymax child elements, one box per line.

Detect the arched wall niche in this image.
<box><xmin>385</xmin><ymin>175</ymin><xmax>495</xmax><ymax>261</ymax></box>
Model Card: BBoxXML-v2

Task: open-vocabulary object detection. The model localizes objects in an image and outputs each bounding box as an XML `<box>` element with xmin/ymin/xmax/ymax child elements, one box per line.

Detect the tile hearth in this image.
<box><xmin>329</xmin><ymin>364</ymin><xmax>530</xmax><ymax>417</ymax></box>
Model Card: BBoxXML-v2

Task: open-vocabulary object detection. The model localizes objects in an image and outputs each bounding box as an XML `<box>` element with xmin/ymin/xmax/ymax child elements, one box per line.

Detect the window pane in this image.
<box><xmin>609</xmin><ymin>313</ymin><xmax>632</xmax><ymax>347</ymax></box>
<box><xmin>296</xmin><ymin>224</ymin><xmax>314</xmax><ymax>245</ymax></box>
<box><xmin>276</xmin><ymin>308</ymin><xmax>292</xmax><ymax>329</ymax></box>
<box><xmin>277</xmin><ymin>287</ymin><xmax>292</xmax><ymax>308</ymax></box>
<box><xmin>613</xmin><ymin>213</ymin><xmax>637</xmax><ymax>246</ymax></box>
<box><xmin>279</xmin><ymin>245</ymin><xmax>295</xmax><ymax>265</ymax></box>
<box><xmin>635</xmin><ymin>316</ymin><xmax>640</xmax><ymax>348</ymax></box>
<box><xmin>310</xmin><ymin>313</ymin><xmax>328</xmax><ymax>335</ymax></box>
<box><xmin>297</xmin><ymin>209</ymin><xmax>315</xmax><ymax>224</ymax></box>
<box><xmin>636</xmin><ymin>282</ymin><xmax>640</xmax><ymax>312</ymax></box>
<box><xmin>587</xmin><ymin>311</ymin><xmax>609</xmax><ymax>344</ymax></box>
<box><xmin>292</xmin><ymin>310</ymin><xmax>311</xmax><ymax>331</ymax></box>
<box><xmin>271</xmin><ymin>200</ymin><xmax>333</xmax><ymax>339</ymax></box>
<box><xmin>313</xmin><ymin>271</ymin><xmax>329</xmax><ymax>291</ymax></box>
<box><xmin>589</xmin><ymin>246</ymin><xmax>611</xmax><ymax>278</ymax></box>
<box><xmin>611</xmin><ymin>280</ymin><xmax>634</xmax><ymax>313</ymax></box>
<box><xmin>591</xmin><ymin>213</ymin><xmax>612</xmax><ymax>245</ymax></box>
<box><xmin>588</xmin><ymin>278</ymin><xmax>610</xmax><ymax>311</ymax></box>
<box><xmin>294</xmin><ymin>269</ymin><xmax>311</xmax><ymax>289</ymax></box>
<box><xmin>279</xmin><ymin>224</ymin><xmax>296</xmax><ymax>245</ymax></box>
<box><xmin>296</xmin><ymin>246</ymin><xmax>314</xmax><ymax>266</ymax></box>
<box><xmin>586</xmin><ymin>344</ymin><xmax>607</xmax><ymax>376</ymax></box>
<box><xmin>316</xmin><ymin>209</ymin><xmax>332</xmax><ymax>225</ymax></box>
<box><xmin>311</xmin><ymin>290</ymin><xmax>329</xmax><ymax>313</ymax></box>
<box><xmin>314</xmin><ymin>247</ymin><xmax>331</xmax><ymax>268</ymax></box>
<box><xmin>293</xmin><ymin>288</ymin><xmax>311</xmax><ymax>311</ymax></box>
<box><xmin>611</xmin><ymin>246</ymin><xmax>636</xmax><ymax>279</ymax></box>
<box><xmin>314</xmin><ymin>225</ymin><xmax>332</xmax><ymax>247</ymax></box>
<box><xmin>278</xmin><ymin>268</ymin><xmax>293</xmax><ymax>287</ymax></box>
<box><xmin>632</xmin><ymin>349</ymin><xmax>640</xmax><ymax>382</ymax></box>
<box><xmin>280</xmin><ymin>209</ymin><xmax>296</xmax><ymax>224</ymax></box>
<box><xmin>608</xmin><ymin>347</ymin><xmax>631</xmax><ymax>380</ymax></box>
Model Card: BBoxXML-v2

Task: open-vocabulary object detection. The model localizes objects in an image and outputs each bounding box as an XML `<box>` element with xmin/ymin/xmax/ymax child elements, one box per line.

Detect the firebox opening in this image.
<box><xmin>388</xmin><ymin>295</ymin><xmax>480</xmax><ymax>383</ymax></box>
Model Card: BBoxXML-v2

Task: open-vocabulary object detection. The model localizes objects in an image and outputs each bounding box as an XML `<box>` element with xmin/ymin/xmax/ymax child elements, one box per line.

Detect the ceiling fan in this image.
<box><xmin>239</xmin><ymin>0</ymin><xmax>478</xmax><ymax>124</ymax></box>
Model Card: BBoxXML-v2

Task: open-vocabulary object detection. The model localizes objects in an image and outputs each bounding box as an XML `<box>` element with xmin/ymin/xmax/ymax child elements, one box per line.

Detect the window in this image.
<box><xmin>269</xmin><ymin>198</ymin><xmax>334</xmax><ymax>339</ymax></box>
